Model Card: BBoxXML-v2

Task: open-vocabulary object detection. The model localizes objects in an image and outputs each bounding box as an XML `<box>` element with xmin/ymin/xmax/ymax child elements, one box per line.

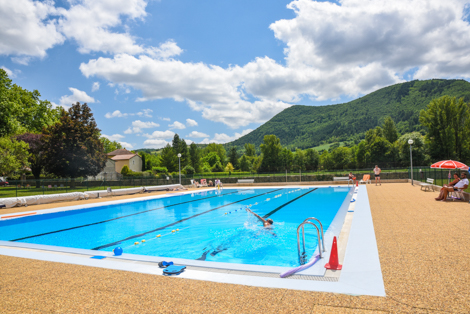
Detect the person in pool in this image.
<box><xmin>245</xmin><ymin>207</ymin><xmax>273</xmax><ymax>227</ymax></box>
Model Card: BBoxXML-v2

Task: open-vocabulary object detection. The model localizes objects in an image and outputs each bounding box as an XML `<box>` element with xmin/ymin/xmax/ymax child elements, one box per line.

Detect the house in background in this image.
<box><xmin>107</xmin><ymin>149</ymin><xmax>142</xmax><ymax>173</ymax></box>
<box><xmin>92</xmin><ymin>149</ymin><xmax>142</xmax><ymax>180</ymax></box>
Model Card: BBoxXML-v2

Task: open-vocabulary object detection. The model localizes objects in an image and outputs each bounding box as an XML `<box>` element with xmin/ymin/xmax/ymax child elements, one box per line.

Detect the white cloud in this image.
<box><xmin>143</xmin><ymin>130</ymin><xmax>175</xmax><ymax>139</ymax></box>
<box><xmin>146</xmin><ymin>40</ymin><xmax>183</xmax><ymax>59</ymax></box>
<box><xmin>161</xmin><ymin>117</ymin><xmax>171</xmax><ymax>121</ymax></box>
<box><xmin>124</xmin><ymin>120</ymin><xmax>159</xmax><ymax>134</ymax></box>
<box><xmin>92</xmin><ymin>82</ymin><xmax>100</xmax><ymax>92</ymax></box>
<box><xmin>79</xmin><ymin>0</ymin><xmax>470</xmax><ymax>127</ymax></box>
<box><xmin>186</xmin><ymin>118</ymin><xmax>198</xmax><ymax>127</ymax></box>
<box><xmin>143</xmin><ymin>139</ymin><xmax>169</xmax><ymax>149</ymax></box>
<box><xmin>187</xmin><ymin>131</ymin><xmax>209</xmax><ymax>138</ymax></box>
<box><xmin>59</xmin><ymin>87</ymin><xmax>96</xmax><ymax>108</ymax></box>
<box><xmin>136</xmin><ymin>109</ymin><xmax>153</xmax><ymax>118</ymax></box>
<box><xmin>184</xmin><ymin>139</ymin><xmax>194</xmax><ymax>145</ymax></box>
<box><xmin>169</xmin><ymin>120</ymin><xmax>186</xmax><ymax>129</ymax></box>
<box><xmin>0</xmin><ymin>0</ymin><xmax>64</xmax><ymax>59</ymax></box>
<box><xmin>119</xmin><ymin>141</ymin><xmax>134</xmax><ymax>149</ymax></box>
<box><xmin>1</xmin><ymin>66</ymin><xmax>13</xmax><ymax>77</ymax></box>
<box><xmin>199</xmin><ymin>129</ymin><xmax>253</xmax><ymax>144</ymax></box>
<box><xmin>101</xmin><ymin>134</ymin><xmax>124</xmax><ymax>141</ymax></box>
<box><xmin>105</xmin><ymin>110</ymin><xmax>127</xmax><ymax>118</ymax></box>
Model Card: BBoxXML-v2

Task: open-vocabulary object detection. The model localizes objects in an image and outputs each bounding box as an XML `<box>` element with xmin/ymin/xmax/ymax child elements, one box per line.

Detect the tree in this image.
<box><xmin>160</xmin><ymin>144</ymin><xmax>177</xmax><ymax>172</ymax></box>
<box><xmin>305</xmin><ymin>148</ymin><xmax>320</xmax><ymax>171</ymax></box>
<box><xmin>203</xmin><ymin>143</ymin><xmax>226</xmax><ymax>165</ymax></box>
<box><xmin>420</xmin><ymin>96</ymin><xmax>470</xmax><ymax>160</ymax></box>
<box><xmin>280</xmin><ymin>148</ymin><xmax>294</xmax><ymax>171</ymax></box>
<box><xmin>330</xmin><ymin>147</ymin><xmax>352</xmax><ymax>169</ymax></box>
<box><xmin>100</xmin><ymin>137</ymin><xmax>123</xmax><ymax>154</ymax></box>
<box><xmin>382</xmin><ymin>116</ymin><xmax>399</xmax><ymax>143</ymax></box>
<box><xmin>0</xmin><ymin>137</ymin><xmax>29</xmax><ymax>176</ymax></box>
<box><xmin>239</xmin><ymin>155</ymin><xmax>251</xmax><ymax>171</ymax></box>
<box><xmin>0</xmin><ymin>69</ymin><xmax>59</xmax><ymax>137</ymax></box>
<box><xmin>121</xmin><ymin>165</ymin><xmax>130</xmax><ymax>176</ymax></box>
<box><xmin>140</xmin><ymin>153</ymin><xmax>147</xmax><ymax>171</ymax></box>
<box><xmin>16</xmin><ymin>133</ymin><xmax>46</xmax><ymax>185</ymax></box>
<box><xmin>225</xmin><ymin>162</ymin><xmax>234</xmax><ymax>173</ymax></box>
<box><xmin>293</xmin><ymin>148</ymin><xmax>306</xmax><ymax>171</ymax></box>
<box><xmin>42</xmin><ymin>103</ymin><xmax>106</xmax><ymax>178</ymax></box>
<box><xmin>202</xmin><ymin>152</ymin><xmax>220</xmax><ymax>167</ymax></box>
<box><xmin>171</xmin><ymin>134</ymin><xmax>189</xmax><ymax>167</ymax></box>
<box><xmin>259</xmin><ymin>135</ymin><xmax>282</xmax><ymax>172</ymax></box>
<box><xmin>189</xmin><ymin>143</ymin><xmax>200</xmax><ymax>172</ymax></box>
<box><xmin>397</xmin><ymin>132</ymin><xmax>428</xmax><ymax>166</ymax></box>
<box><xmin>320</xmin><ymin>150</ymin><xmax>334</xmax><ymax>170</ymax></box>
<box><xmin>244</xmin><ymin>143</ymin><xmax>256</xmax><ymax>157</ymax></box>
<box><xmin>228</xmin><ymin>147</ymin><xmax>239</xmax><ymax>169</ymax></box>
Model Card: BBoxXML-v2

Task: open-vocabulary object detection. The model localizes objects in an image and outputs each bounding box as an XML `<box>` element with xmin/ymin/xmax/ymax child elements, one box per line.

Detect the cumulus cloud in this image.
<box><xmin>187</xmin><ymin>131</ymin><xmax>210</xmax><ymax>138</ymax></box>
<box><xmin>143</xmin><ymin>139</ymin><xmax>169</xmax><ymax>149</ymax></box>
<box><xmin>143</xmin><ymin>130</ymin><xmax>175</xmax><ymax>139</ymax></box>
<box><xmin>101</xmin><ymin>134</ymin><xmax>124</xmax><ymax>141</ymax></box>
<box><xmin>92</xmin><ymin>82</ymin><xmax>100</xmax><ymax>92</ymax></box>
<box><xmin>161</xmin><ymin>117</ymin><xmax>171</xmax><ymax>121</ymax></box>
<box><xmin>105</xmin><ymin>110</ymin><xmax>127</xmax><ymax>118</ymax></box>
<box><xmin>79</xmin><ymin>0</ymin><xmax>470</xmax><ymax>128</ymax></box>
<box><xmin>105</xmin><ymin>108</ymin><xmax>153</xmax><ymax>118</ymax></box>
<box><xmin>1</xmin><ymin>66</ymin><xmax>19</xmax><ymax>78</ymax></box>
<box><xmin>136</xmin><ymin>109</ymin><xmax>153</xmax><ymax>118</ymax></box>
<box><xmin>199</xmin><ymin>129</ymin><xmax>253</xmax><ymax>144</ymax></box>
<box><xmin>186</xmin><ymin>118</ymin><xmax>198</xmax><ymax>127</ymax></box>
<box><xmin>146</xmin><ymin>40</ymin><xmax>183</xmax><ymax>59</ymax></box>
<box><xmin>124</xmin><ymin>120</ymin><xmax>159</xmax><ymax>134</ymax></box>
<box><xmin>119</xmin><ymin>141</ymin><xmax>134</xmax><ymax>149</ymax></box>
<box><xmin>0</xmin><ymin>0</ymin><xmax>64</xmax><ymax>59</ymax></box>
<box><xmin>169</xmin><ymin>121</ymin><xmax>186</xmax><ymax>129</ymax></box>
<box><xmin>59</xmin><ymin>87</ymin><xmax>96</xmax><ymax>108</ymax></box>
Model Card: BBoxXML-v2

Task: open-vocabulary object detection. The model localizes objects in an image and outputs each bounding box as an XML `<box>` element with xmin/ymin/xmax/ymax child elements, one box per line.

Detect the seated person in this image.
<box><xmin>435</xmin><ymin>172</ymin><xmax>468</xmax><ymax>201</ymax></box>
<box><xmin>348</xmin><ymin>172</ymin><xmax>356</xmax><ymax>184</ymax></box>
<box><xmin>193</xmin><ymin>180</ymin><xmax>200</xmax><ymax>188</ymax></box>
<box><xmin>208</xmin><ymin>180</ymin><xmax>213</xmax><ymax>187</ymax></box>
<box><xmin>443</xmin><ymin>173</ymin><xmax>460</xmax><ymax>188</ymax></box>
<box><xmin>245</xmin><ymin>208</ymin><xmax>273</xmax><ymax>228</ymax></box>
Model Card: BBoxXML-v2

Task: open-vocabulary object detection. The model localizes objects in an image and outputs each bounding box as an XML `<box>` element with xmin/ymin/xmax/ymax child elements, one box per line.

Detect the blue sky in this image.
<box><xmin>2</xmin><ymin>0</ymin><xmax>470</xmax><ymax>150</ymax></box>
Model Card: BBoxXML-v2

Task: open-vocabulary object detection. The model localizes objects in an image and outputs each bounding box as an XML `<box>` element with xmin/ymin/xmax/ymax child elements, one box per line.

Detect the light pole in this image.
<box><xmin>408</xmin><ymin>139</ymin><xmax>414</xmax><ymax>186</ymax></box>
<box><xmin>177</xmin><ymin>153</ymin><xmax>182</xmax><ymax>185</ymax></box>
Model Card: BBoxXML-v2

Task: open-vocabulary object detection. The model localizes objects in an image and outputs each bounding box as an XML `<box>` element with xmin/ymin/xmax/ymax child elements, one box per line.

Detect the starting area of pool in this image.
<box><xmin>0</xmin><ymin>185</ymin><xmax>385</xmax><ymax>296</ymax></box>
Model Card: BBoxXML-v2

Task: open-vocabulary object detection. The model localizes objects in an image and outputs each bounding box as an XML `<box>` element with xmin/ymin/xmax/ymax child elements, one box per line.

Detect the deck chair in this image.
<box><xmin>190</xmin><ymin>180</ymin><xmax>200</xmax><ymax>188</ymax></box>
<box><xmin>48</xmin><ymin>185</ymin><xmax>52</xmax><ymax>189</ymax></box>
<box><xmin>359</xmin><ymin>174</ymin><xmax>371</xmax><ymax>184</ymax></box>
<box><xmin>449</xmin><ymin>188</ymin><xmax>465</xmax><ymax>201</ymax></box>
<box><xmin>200</xmin><ymin>179</ymin><xmax>208</xmax><ymax>187</ymax></box>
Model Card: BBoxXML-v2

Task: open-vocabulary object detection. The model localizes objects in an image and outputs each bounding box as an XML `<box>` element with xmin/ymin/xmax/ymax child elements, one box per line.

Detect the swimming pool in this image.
<box><xmin>0</xmin><ymin>187</ymin><xmax>353</xmax><ymax>268</ymax></box>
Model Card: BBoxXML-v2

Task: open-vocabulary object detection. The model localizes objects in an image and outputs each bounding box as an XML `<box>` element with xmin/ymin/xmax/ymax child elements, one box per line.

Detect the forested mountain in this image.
<box><xmin>229</xmin><ymin>79</ymin><xmax>470</xmax><ymax>150</ymax></box>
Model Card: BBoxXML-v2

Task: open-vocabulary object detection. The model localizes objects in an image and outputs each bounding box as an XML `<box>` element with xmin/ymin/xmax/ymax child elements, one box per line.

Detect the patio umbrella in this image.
<box><xmin>430</xmin><ymin>160</ymin><xmax>469</xmax><ymax>169</ymax></box>
<box><xmin>431</xmin><ymin>160</ymin><xmax>469</xmax><ymax>184</ymax></box>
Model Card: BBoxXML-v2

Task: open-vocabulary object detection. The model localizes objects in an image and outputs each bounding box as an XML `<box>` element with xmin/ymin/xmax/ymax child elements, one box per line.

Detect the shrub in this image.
<box><xmin>152</xmin><ymin>166</ymin><xmax>168</xmax><ymax>174</ymax></box>
<box><xmin>121</xmin><ymin>165</ymin><xmax>130</xmax><ymax>176</ymax></box>
<box><xmin>183</xmin><ymin>165</ymin><xmax>195</xmax><ymax>175</ymax></box>
<box><xmin>212</xmin><ymin>161</ymin><xmax>224</xmax><ymax>172</ymax></box>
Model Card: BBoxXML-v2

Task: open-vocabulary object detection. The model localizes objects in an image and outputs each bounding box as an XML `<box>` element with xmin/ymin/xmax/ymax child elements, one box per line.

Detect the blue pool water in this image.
<box><xmin>0</xmin><ymin>187</ymin><xmax>351</xmax><ymax>267</ymax></box>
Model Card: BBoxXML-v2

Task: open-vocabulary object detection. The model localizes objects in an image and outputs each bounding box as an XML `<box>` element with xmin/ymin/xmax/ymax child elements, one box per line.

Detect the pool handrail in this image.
<box><xmin>296</xmin><ymin>217</ymin><xmax>325</xmax><ymax>264</ymax></box>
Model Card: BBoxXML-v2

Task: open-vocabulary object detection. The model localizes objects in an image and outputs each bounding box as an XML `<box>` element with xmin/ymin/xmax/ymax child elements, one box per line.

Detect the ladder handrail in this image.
<box><xmin>302</xmin><ymin>217</ymin><xmax>325</xmax><ymax>252</ymax></box>
<box><xmin>296</xmin><ymin>218</ymin><xmax>324</xmax><ymax>264</ymax></box>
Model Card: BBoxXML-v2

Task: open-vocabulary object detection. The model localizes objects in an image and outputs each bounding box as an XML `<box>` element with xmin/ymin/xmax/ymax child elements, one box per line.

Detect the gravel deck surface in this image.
<box><xmin>1</xmin><ymin>183</ymin><xmax>469</xmax><ymax>313</ymax></box>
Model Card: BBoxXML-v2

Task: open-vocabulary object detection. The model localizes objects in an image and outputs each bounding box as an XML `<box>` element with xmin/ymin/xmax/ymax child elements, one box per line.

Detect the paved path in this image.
<box><xmin>1</xmin><ymin>183</ymin><xmax>469</xmax><ymax>313</ymax></box>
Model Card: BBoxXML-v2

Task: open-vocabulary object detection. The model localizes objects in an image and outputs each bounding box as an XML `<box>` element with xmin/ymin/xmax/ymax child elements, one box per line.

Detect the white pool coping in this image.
<box><xmin>0</xmin><ymin>185</ymin><xmax>385</xmax><ymax>296</ymax></box>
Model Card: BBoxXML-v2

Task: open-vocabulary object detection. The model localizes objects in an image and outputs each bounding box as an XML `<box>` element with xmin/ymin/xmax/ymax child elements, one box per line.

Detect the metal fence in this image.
<box><xmin>409</xmin><ymin>167</ymin><xmax>469</xmax><ymax>186</ymax></box>
<box><xmin>0</xmin><ymin>167</ymin><xmax>411</xmax><ymax>198</ymax></box>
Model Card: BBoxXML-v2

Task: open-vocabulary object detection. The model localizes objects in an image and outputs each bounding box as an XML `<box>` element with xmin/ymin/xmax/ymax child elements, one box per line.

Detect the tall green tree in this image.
<box><xmin>305</xmin><ymin>148</ymin><xmax>320</xmax><ymax>171</ymax></box>
<box><xmin>0</xmin><ymin>69</ymin><xmax>59</xmax><ymax>137</ymax></box>
<box><xmin>330</xmin><ymin>147</ymin><xmax>352</xmax><ymax>169</ymax></box>
<box><xmin>0</xmin><ymin>137</ymin><xmax>29</xmax><ymax>176</ymax></box>
<box><xmin>189</xmin><ymin>142</ymin><xmax>200</xmax><ymax>172</ymax></box>
<box><xmin>171</xmin><ymin>134</ymin><xmax>189</xmax><ymax>167</ymax></box>
<box><xmin>203</xmin><ymin>143</ymin><xmax>226</xmax><ymax>165</ymax></box>
<box><xmin>293</xmin><ymin>148</ymin><xmax>306</xmax><ymax>171</ymax></box>
<box><xmin>320</xmin><ymin>150</ymin><xmax>334</xmax><ymax>170</ymax></box>
<box><xmin>100</xmin><ymin>137</ymin><xmax>123</xmax><ymax>153</ymax></box>
<box><xmin>259</xmin><ymin>135</ymin><xmax>282</xmax><ymax>172</ymax></box>
<box><xmin>397</xmin><ymin>132</ymin><xmax>428</xmax><ymax>166</ymax></box>
<box><xmin>16</xmin><ymin>133</ymin><xmax>46</xmax><ymax>184</ymax></box>
<box><xmin>279</xmin><ymin>148</ymin><xmax>294</xmax><ymax>171</ymax></box>
<box><xmin>244</xmin><ymin>143</ymin><xmax>256</xmax><ymax>157</ymax></box>
<box><xmin>238</xmin><ymin>155</ymin><xmax>251</xmax><ymax>171</ymax></box>
<box><xmin>355</xmin><ymin>141</ymin><xmax>369</xmax><ymax>168</ymax></box>
<box><xmin>228</xmin><ymin>147</ymin><xmax>239</xmax><ymax>169</ymax></box>
<box><xmin>42</xmin><ymin>103</ymin><xmax>106</xmax><ymax>178</ymax></box>
<box><xmin>419</xmin><ymin>96</ymin><xmax>470</xmax><ymax>160</ymax></box>
<box><xmin>160</xmin><ymin>144</ymin><xmax>178</xmax><ymax>172</ymax></box>
<box><xmin>382</xmin><ymin>116</ymin><xmax>399</xmax><ymax>143</ymax></box>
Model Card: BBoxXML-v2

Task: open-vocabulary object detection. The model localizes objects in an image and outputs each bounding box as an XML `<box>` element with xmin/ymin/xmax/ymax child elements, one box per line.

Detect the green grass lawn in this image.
<box><xmin>0</xmin><ymin>185</ymin><xmax>138</xmax><ymax>199</ymax></box>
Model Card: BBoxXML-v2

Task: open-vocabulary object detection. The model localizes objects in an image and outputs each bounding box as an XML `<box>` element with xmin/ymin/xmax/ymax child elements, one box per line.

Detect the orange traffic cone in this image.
<box><xmin>325</xmin><ymin>236</ymin><xmax>342</xmax><ymax>270</ymax></box>
<box><xmin>356</xmin><ymin>180</ymin><xmax>358</xmax><ymax>187</ymax></box>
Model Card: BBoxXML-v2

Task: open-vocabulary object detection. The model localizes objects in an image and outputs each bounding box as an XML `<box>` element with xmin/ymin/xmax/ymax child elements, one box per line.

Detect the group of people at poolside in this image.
<box><xmin>193</xmin><ymin>179</ymin><xmax>223</xmax><ymax>188</ymax></box>
<box><xmin>435</xmin><ymin>172</ymin><xmax>469</xmax><ymax>201</ymax></box>
<box><xmin>348</xmin><ymin>165</ymin><xmax>382</xmax><ymax>186</ymax></box>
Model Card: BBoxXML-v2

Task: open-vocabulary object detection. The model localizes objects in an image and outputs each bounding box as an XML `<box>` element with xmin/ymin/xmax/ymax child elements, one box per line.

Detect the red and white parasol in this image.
<box><xmin>430</xmin><ymin>160</ymin><xmax>469</xmax><ymax>170</ymax></box>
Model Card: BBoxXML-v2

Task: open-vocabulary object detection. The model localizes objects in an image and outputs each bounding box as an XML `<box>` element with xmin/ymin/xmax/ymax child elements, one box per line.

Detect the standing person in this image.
<box><xmin>374</xmin><ymin>165</ymin><xmax>381</xmax><ymax>186</ymax></box>
<box><xmin>348</xmin><ymin>172</ymin><xmax>356</xmax><ymax>184</ymax></box>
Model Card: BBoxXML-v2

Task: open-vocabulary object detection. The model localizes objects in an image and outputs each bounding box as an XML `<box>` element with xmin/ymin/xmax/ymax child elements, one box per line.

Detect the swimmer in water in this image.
<box><xmin>245</xmin><ymin>208</ymin><xmax>273</xmax><ymax>228</ymax></box>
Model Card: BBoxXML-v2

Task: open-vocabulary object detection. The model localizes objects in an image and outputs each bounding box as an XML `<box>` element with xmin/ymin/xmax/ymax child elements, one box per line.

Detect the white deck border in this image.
<box><xmin>0</xmin><ymin>185</ymin><xmax>385</xmax><ymax>296</ymax></box>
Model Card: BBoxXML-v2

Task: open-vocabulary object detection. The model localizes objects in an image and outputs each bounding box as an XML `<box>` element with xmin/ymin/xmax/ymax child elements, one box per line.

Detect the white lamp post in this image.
<box><xmin>408</xmin><ymin>139</ymin><xmax>414</xmax><ymax>186</ymax></box>
<box><xmin>177</xmin><ymin>153</ymin><xmax>182</xmax><ymax>185</ymax></box>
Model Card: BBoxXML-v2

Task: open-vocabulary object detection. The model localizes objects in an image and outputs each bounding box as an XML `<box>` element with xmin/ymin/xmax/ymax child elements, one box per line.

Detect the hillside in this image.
<box><xmin>229</xmin><ymin>79</ymin><xmax>470</xmax><ymax>150</ymax></box>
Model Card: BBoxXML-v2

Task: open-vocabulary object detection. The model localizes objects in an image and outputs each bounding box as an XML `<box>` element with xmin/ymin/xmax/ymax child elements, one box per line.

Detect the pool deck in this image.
<box><xmin>1</xmin><ymin>183</ymin><xmax>469</xmax><ymax>313</ymax></box>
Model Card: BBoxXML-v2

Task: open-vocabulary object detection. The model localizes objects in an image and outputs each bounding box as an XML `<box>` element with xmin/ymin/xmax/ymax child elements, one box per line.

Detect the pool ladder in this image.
<box><xmin>297</xmin><ymin>217</ymin><xmax>325</xmax><ymax>265</ymax></box>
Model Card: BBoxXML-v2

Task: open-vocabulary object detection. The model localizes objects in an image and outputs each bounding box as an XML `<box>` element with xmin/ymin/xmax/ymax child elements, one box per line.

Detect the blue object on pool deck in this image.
<box><xmin>158</xmin><ymin>261</ymin><xmax>174</xmax><ymax>268</ymax></box>
<box><xmin>351</xmin><ymin>198</ymin><xmax>356</xmax><ymax>203</ymax></box>
<box><xmin>279</xmin><ymin>254</ymin><xmax>321</xmax><ymax>278</ymax></box>
<box><xmin>163</xmin><ymin>265</ymin><xmax>186</xmax><ymax>275</ymax></box>
<box><xmin>90</xmin><ymin>255</ymin><xmax>107</xmax><ymax>259</ymax></box>
<box><xmin>113</xmin><ymin>246</ymin><xmax>123</xmax><ymax>256</ymax></box>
